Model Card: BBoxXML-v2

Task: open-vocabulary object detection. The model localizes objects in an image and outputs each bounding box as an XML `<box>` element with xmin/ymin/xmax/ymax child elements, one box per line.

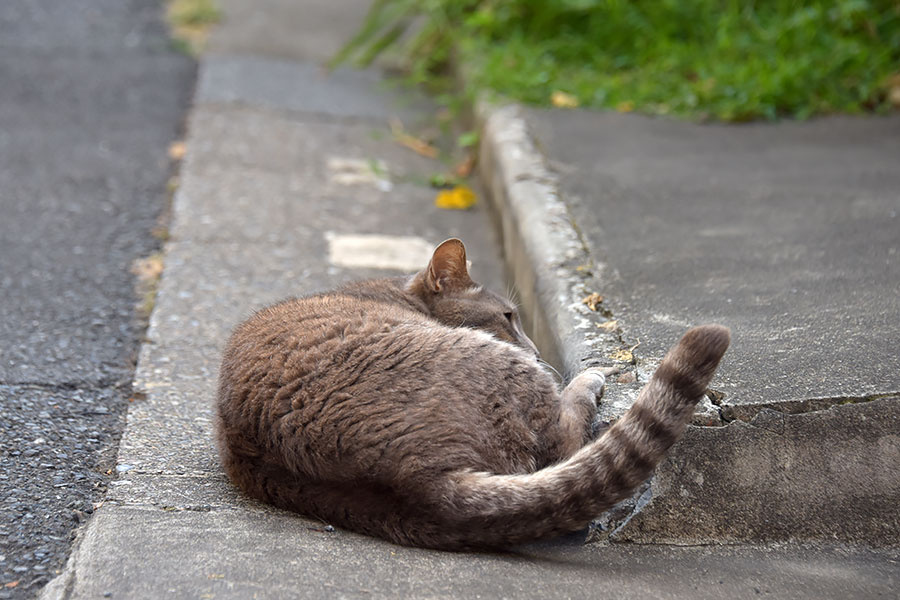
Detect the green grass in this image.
<box><xmin>336</xmin><ymin>0</ymin><xmax>900</xmax><ymax>121</ymax></box>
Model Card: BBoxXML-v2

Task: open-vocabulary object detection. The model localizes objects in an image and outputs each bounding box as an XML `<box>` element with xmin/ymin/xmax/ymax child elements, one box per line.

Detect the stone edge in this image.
<box><xmin>475</xmin><ymin>104</ymin><xmax>629</xmax><ymax>381</ymax></box>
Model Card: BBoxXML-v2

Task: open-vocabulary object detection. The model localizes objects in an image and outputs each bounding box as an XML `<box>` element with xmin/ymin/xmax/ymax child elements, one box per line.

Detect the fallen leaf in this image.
<box><xmin>435</xmin><ymin>185</ymin><xmax>477</xmax><ymax>210</ymax></box>
<box><xmin>596</xmin><ymin>319</ymin><xmax>618</xmax><ymax>332</ymax></box>
<box><xmin>389</xmin><ymin>118</ymin><xmax>439</xmax><ymax>159</ymax></box>
<box><xmin>131</xmin><ymin>255</ymin><xmax>164</xmax><ymax>284</ymax></box>
<box><xmin>581</xmin><ymin>293</ymin><xmax>604</xmax><ymax>311</ymax></box>
<box><xmin>609</xmin><ymin>349</ymin><xmax>633</xmax><ymax>362</ymax></box>
<box><xmin>168</xmin><ymin>141</ymin><xmax>186</xmax><ymax>161</ymax></box>
<box><xmin>551</xmin><ymin>90</ymin><xmax>579</xmax><ymax>108</ymax></box>
<box><xmin>4</xmin><ymin>581</ymin><xmax>19</xmax><ymax>589</ymax></box>
<box><xmin>706</xmin><ymin>388</ymin><xmax>726</xmax><ymax>402</ymax></box>
<box><xmin>616</xmin><ymin>100</ymin><xmax>635</xmax><ymax>113</ymax></box>
<box><xmin>453</xmin><ymin>154</ymin><xmax>475</xmax><ymax>178</ymax></box>
<box><xmin>609</xmin><ymin>340</ymin><xmax>641</xmax><ymax>363</ymax></box>
<box><xmin>887</xmin><ymin>73</ymin><xmax>900</xmax><ymax>108</ymax></box>
<box><xmin>208</xmin><ymin>574</ymin><xmax>225</xmax><ymax>580</ymax></box>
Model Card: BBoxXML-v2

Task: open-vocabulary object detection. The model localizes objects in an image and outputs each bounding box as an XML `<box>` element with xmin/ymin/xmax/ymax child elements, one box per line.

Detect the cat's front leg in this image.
<box><xmin>557</xmin><ymin>367</ymin><xmax>620</xmax><ymax>457</ymax></box>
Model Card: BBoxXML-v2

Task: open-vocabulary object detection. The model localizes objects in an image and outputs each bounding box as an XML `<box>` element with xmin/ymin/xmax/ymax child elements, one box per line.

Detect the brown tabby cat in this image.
<box><xmin>216</xmin><ymin>238</ymin><xmax>729</xmax><ymax>550</ymax></box>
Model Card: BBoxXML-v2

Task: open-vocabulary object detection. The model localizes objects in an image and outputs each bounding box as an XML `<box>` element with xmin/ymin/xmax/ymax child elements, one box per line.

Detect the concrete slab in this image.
<box><xmin>47</xmin><ymin>506</ymin><xmax>900</xmax><ymax>600</ymax></box>
<box><xmin>173</xmin><ymin>106</ymin><xmax>486</xmax><ymax>246</ymax></box>
<box><xmin>208</xmin><ymin>0</ymin><xmax>373</xmax><ymax>63</ymax></box>
<box><xmin>614</xmin><ymin>397</ymin><xmax>900</xmax><ymax>545</ymax></box>
<box><xmin>197</xmin><ymin>55</ymin><xmax>430</xmax><ymax>121</ymax></box>
<box><xmin>524</xmin><ymin>109</ymin><xmax>900</xmax><ymax>413</ymax></box>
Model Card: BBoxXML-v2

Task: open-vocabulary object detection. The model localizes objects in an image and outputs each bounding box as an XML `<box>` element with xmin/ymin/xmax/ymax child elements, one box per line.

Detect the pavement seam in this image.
<box><xmin>198</xmin><ymin>99</ymin><xmax>395</xmax><ymax>126</ymax></box>
<box><xmin>0</xmin><ymin>381</ymin><xmax>131</xmax><ymax>393</ymax></box>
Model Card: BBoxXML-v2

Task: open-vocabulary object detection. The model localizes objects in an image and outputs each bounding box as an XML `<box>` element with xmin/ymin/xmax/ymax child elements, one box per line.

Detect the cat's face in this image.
<box><xmin>431</xmin><ymin>286</ymin><xmax>539</xmax><ymax>357</ymax></box>
<box><xmin>410</xmin><ymin>239</ymin><xmax>540</xmax><ymax>357</ymax></box>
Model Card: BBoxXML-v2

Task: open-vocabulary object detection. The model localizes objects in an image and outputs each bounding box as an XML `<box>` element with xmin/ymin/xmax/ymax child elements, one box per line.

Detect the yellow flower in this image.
<box><xmin>435</xmin><ymin>186</ymin><xmax>477</xmax><ymax>210</ymax></box>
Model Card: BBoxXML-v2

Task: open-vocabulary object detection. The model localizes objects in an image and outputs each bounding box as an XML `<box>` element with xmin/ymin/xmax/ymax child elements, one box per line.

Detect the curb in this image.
<box><xmin>476</xmin><ymin>104</ymin><xmax>628</xmax><ymax>390</ymax></box>
<box><xmin>475</xmin><ymin>102</ymin><xmax>722</xmax><ymax>425</ymax></box>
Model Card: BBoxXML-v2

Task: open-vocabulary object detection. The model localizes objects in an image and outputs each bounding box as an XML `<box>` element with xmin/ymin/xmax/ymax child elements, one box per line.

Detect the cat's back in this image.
<box><xmin>217</xmin><ymin>291</ymin><xmax>560</xmax><ymax>479</ymax></box>
<box><xmin>221</xmin><ymin>292</ymin><xmax>447</xmax><ymax>374</ymax></box>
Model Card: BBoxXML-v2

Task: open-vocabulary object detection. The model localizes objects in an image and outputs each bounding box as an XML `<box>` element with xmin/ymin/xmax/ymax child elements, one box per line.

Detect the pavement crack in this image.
<box><xmin>0</xmin><ymin>379</ymin><xmax>132</xmax><ymax>394</ymax></box>
<box><xmin>718</xmin><ymin>392</ymin><xmax>898</xmax><ymax>423</ymax></box>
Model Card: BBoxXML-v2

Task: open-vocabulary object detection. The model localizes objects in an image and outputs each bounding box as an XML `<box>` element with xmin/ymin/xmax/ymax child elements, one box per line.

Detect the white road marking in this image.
<box><xmin>326</xmin><ymin>232</ymin><xmax>434</xmax><ymax>271</ymax></box>
<box><xmin>326</xmin><ymin>156</ymin><xmax>392</xmax><ymax>191</ymax></box>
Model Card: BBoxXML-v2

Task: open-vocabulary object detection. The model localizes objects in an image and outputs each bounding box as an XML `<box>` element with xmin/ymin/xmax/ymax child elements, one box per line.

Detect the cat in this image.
<box><xmin>215</xmin><ymin>238</ymin><xmax>730</xmax><ymax>550</ymax></box>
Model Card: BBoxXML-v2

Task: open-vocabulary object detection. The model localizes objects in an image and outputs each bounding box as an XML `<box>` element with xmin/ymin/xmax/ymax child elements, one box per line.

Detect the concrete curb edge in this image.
<box><xmin>475</xmin><ymin>102</ymin><xmax>640</xmax><ymax>416</ymax></box>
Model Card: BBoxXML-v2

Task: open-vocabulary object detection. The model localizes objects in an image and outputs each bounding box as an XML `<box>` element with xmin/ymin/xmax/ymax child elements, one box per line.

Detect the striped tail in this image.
<box><xmin>428</xmin><ymin>324</ymin><xmax>731</xmax><ymax>550</ymax></box>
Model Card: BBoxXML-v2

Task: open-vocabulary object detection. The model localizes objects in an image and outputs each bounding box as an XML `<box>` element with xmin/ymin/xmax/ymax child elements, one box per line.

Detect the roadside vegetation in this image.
<box><xmin>166</xmin><ymin>0</ymin><xmax>222</xmax><ymax>55</ymax></box>
<box><xmin>335</xmin><ymin>0</ymin><xmax>900</xmax><ymax>121</ymax></box>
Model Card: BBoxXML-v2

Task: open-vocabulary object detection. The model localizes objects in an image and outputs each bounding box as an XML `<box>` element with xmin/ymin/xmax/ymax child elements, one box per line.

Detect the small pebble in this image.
<box><xmin>616</xmin><ymin>372</ymin><xmax>636</xmax><ymax>384</ymax></box>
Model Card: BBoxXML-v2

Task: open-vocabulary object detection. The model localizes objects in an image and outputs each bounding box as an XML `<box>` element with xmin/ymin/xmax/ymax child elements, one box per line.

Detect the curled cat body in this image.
<box><xmin>216</xmin><ymin>239</ymin><xmax>730</xmax><ymax>550</ymax></box>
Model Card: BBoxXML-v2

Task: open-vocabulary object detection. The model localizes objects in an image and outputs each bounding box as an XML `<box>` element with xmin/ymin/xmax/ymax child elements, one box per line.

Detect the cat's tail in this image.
<box><xmin>429</xmin><ymin>324</ymin><xmax>730</xmax><ymax>550</ymax></box>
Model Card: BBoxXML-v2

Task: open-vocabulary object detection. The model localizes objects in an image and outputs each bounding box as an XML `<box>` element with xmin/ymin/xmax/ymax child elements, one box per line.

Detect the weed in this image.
<box><xmin>336</xmin><ymin>0</ymin><xmax>900</xmax><ymax>121</ymax></box>
<box><xmin>166</xmin><ymin>0</ymin><xmax>222</xmax><ymax>55</ymax></box>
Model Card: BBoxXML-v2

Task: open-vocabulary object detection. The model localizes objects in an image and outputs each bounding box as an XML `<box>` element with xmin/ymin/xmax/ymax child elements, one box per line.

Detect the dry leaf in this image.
<box><xmin>706</xmin><ymin>388</ymin><xmax>726</xmax><ymax>402</ymax></box>
<box><xmin>131</xmin><ymin>255</ymin><xmax>164</xmax><ymax>284</ymax></box>
<box><xmin>551</xmin><ymin>90</ymin><xmax>579</xmax><ymax>108</ymax></box>
<box><xmin>435</xmin><ymin>186</ymin><xmax>477</xmax><ymax>210</ymax></box>
<box><xmin>168</xmin><ymin>141</ymin><xmax>186</xmax><ymax>161</ymax></box>
<box><xmin>389</xmin><ymin>118</ymin><xmax>439</xmax><ymax>159</ymax></box>
<box><xmin>609</xmin><ymin>349</ymin><xmax>634</xmax><ymax>362</ymax></box>
<box><xmin>453</xmin><ymin>154</ymin><xmax>475</xmax><ymax>178</ymax></box>
<box><xmin>616</xmin><ymin>100</ymin><xmax>635</xmax><ymax>113</ymax></box>
<box><xmin>4</xmin><ymin>581</ymin><xmax>19</xmax><ymax>589</ymax></box>
<box><xmin>596</xmin><ymin>320</ymin><xmax>618</xmax><ymax>332</ymax></box>
<box><xmin>888</xmin><ymin>73</ymin><xmax>900</xmax><ymax>108</ymax></box>
<box><xmin>581</xmin><ymin>292</ymin><xmax>604</xmax><ymax>311</ymax></box>
<box><xmin>609</xmin><ymin>340</ymin><xmax>641</xmax><ymax>363</ymax></box>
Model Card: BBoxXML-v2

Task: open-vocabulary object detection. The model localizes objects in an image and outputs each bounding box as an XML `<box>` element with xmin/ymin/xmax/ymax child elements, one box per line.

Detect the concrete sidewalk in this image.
<box><xmin>41</xmin><ymin>0</ymin><xmax>899</xmax><ymax>598</ymax></box>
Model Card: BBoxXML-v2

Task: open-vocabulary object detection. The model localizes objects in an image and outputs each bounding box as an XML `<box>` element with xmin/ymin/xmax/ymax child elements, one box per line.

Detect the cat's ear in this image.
<box><xmin>425</xmin><ymin>238</ymin><xmax>474</xmax><ymax>293</ymax></box>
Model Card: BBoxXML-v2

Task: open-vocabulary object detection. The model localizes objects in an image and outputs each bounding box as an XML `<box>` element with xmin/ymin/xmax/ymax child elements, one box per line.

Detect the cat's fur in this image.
<box><xmin>216</xmin><ymin>239</ymin><xmax>730</xmax><ymax>550</ymax></box>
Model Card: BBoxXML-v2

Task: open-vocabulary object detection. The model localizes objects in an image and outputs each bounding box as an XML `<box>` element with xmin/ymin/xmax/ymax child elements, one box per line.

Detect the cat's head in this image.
<box><xmin>408</xmin><ymin>239</ymin><xmax>539</xmax><ymax>357</ymax></box>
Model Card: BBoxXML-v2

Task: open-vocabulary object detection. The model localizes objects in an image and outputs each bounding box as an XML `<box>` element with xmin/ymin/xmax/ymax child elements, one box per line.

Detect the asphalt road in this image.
<box><xmin>0</xmin><ymin>1</ymin><xmax>194</xmax><ymax>596</ymax></box>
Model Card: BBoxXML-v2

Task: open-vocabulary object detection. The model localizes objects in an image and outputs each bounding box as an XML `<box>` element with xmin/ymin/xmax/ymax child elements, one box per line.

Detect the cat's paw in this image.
<box><xmin>578</xmin><ymin>368</ymin><xmax>609</xmax><ymax>395</ymax></box>
<box><xmin>565</xmin><ymin>367</ymin><xmax>610</xmax><ymax>406</ymax></box>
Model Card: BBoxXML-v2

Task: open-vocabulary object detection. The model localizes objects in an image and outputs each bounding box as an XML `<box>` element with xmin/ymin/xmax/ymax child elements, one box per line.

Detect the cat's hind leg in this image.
<box><xmin>557</xmin><ymin>367</ymin><xmax>619</xmax><ymax>457</ymax></box>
